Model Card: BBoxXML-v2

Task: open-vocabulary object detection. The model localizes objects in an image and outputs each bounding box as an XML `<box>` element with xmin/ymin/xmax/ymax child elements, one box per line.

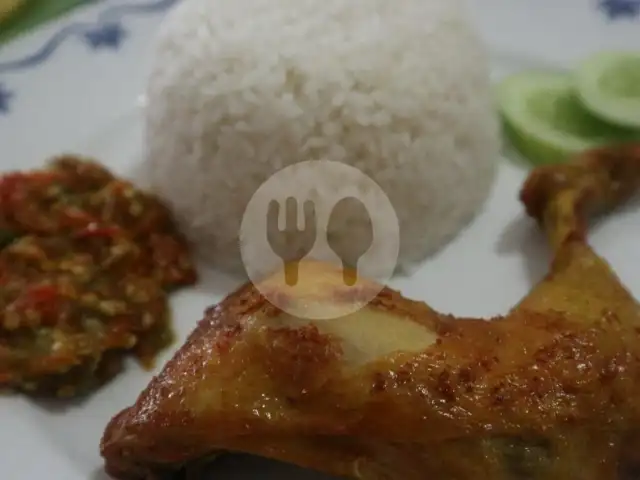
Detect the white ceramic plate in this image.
<box><xmin>1</xmin><ymin>0</ymin><xmax>639</xmax><ymax>478</ymax></box>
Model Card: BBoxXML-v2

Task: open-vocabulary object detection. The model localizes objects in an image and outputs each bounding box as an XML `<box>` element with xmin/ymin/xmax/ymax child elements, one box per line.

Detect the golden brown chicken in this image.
<box><xmin>101</xmin><ymin>144</ymin><xmax>640</xmax><ymax>480</ymax></box>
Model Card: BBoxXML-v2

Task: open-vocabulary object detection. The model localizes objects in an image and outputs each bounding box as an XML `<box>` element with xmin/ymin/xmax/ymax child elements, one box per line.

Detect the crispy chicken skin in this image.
<box><xmin>102</xmin><ymin>145</ymin><xmax>640</xmax><ymax>480</ymax></box>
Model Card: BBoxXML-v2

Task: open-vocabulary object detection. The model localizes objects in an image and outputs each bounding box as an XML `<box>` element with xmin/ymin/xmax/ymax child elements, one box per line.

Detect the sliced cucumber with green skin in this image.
<box><xmin>497</xmin><ymin>71</ymin><xmax>640</xmax><ymax>166</ymax></box>
<box><xmin>576</xmin><ymin>51</ymin><xmax>640</xmax><ymax>129</ymax></box>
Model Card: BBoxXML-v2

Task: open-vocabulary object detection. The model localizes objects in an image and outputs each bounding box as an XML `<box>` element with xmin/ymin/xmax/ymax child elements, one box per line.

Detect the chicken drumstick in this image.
<box><xmin>101</xmin><ymin>144</ymin><xmax>640</xmax><ymax>480</ymax></box>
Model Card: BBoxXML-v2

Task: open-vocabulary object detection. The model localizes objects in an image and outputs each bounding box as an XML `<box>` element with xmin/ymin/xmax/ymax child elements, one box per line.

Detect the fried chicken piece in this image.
<box><xmin>101</xmin><ymin>144</ymin><xmax>640</xmax><ymax>480</ymax></box>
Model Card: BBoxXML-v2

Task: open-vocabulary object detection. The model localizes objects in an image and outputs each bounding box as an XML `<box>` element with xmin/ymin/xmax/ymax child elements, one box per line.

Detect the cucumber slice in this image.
<box><xmin>576</xmin><ymin>51</ymin><xmax>640</xmax><ymax>129</ymax></box>
<box><xmin>497</xmin><ymin>71</ymin><xmax>640</xmax><ymax>165</ymax></box>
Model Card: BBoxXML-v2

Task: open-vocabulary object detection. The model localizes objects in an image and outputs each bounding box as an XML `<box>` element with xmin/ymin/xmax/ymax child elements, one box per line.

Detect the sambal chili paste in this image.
<box><xmin>0</xmin><ymin>155</ymin><xmax>197</xmax><ymax>397</ymax></box>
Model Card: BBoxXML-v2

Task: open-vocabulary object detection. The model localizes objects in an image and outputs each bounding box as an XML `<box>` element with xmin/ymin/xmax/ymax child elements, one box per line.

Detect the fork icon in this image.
<box><xmin>266</xmin><ymin>197</ymin><xmax>317</xmax><ymax>286</ymax></box>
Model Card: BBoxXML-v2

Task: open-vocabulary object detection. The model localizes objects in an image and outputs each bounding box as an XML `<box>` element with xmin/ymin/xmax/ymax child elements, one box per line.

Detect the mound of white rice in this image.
<box><xmin>143</xmin><ymin>0</ymin><xmax>500</xmax><ymax>276</ymax></box>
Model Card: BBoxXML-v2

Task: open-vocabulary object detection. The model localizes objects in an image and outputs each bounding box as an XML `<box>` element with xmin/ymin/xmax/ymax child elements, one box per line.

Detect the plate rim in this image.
<box><xmin>1</xmin><ymin>1</ymin><xmax>640</xmax><ymax>479</ymax></box>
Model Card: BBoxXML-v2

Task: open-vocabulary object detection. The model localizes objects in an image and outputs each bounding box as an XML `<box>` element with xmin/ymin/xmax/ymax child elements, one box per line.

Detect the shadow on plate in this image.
<box><xmin>496</xmin><ymin>214</ymin><xmax>549</xmax><ymax>287</ymax></box>
<box><xmin>200</xmin><ymin>454</ymin><xmax>339</xmax><ymax>480</ymax></box>
<box><xmin>90</xmin><ymin>468</ymin><xmax>112</xmax><ymax>480</ymax></box>
<box><xmin>497</xmin><ymin>193</ymin><xmax>640</xmax><ymax>288</ymax></box>
<box><xmin>192</xmin><ymin>263</ymin><xmax>246</xmax><ymax>299</ymax></box>
<box><xmin>90</xmin><ymin>454</ymin><xmax>339</xmax><ymax>480</ymax></box>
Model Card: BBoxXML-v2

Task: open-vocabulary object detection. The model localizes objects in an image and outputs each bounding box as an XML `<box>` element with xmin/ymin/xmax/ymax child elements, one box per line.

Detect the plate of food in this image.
<box><xmin>1</xmin><ymin>0</ymin><xmax>640</xmax><ymax>479</ymax></box>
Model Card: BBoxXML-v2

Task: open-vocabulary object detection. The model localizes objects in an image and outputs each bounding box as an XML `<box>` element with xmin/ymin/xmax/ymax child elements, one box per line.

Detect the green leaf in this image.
<box><xmin>0</xmin><ymin>0</ymin><xmax>96</xmax><ymax>46</ymax></box>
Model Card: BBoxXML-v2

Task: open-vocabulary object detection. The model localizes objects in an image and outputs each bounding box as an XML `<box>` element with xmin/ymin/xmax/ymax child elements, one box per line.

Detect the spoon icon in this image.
<box><xmin>326</xmin><ymin>196</ymin><xmax>373</xmax><ymax>286</ymax></box>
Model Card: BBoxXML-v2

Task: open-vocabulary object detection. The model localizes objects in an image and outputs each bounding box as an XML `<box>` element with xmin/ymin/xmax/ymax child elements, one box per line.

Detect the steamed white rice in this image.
<box><xmin>142</xmin><ymin>0</ymin><xmax>500</xmax><ymax>276</ymax></box>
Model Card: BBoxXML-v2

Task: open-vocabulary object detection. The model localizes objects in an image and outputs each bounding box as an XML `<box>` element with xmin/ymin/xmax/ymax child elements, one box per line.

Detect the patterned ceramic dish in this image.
<box><xmin>0</xmin><ymin>0</ymin><xmax>639</xmax><ymax>479</ymax></box>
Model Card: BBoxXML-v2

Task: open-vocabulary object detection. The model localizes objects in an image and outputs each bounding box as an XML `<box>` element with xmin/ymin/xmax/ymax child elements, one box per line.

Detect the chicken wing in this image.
<box><xmin>101</xmin><ymin>144</ymin><xmax>640</xmax><ymax>480</ymax></box>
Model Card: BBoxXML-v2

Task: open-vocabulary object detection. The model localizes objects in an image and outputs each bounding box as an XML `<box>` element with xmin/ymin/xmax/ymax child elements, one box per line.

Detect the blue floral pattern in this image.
<box><xmin>0</xmin><ymin>0</ymin><xmax>637</xmax><ymax>116</ymax></box>
<box><xmin>0</xmin><ymin>0</ymin><xmax>178</xmax><ymax>116</ymax></box>
<box><xmin>599</xmin><ymin>0</ymin><xmax>640</xmax><ymax>19</ymax></box>
<box><xmin>83</xmin><ymin>22</ymin><xmax>127</xmax><ymax>49</ymax></box>
<box><xmin>0</xmin><ymin>83</ymin><xmax>12</xmax><ymax>114</ymax></box>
